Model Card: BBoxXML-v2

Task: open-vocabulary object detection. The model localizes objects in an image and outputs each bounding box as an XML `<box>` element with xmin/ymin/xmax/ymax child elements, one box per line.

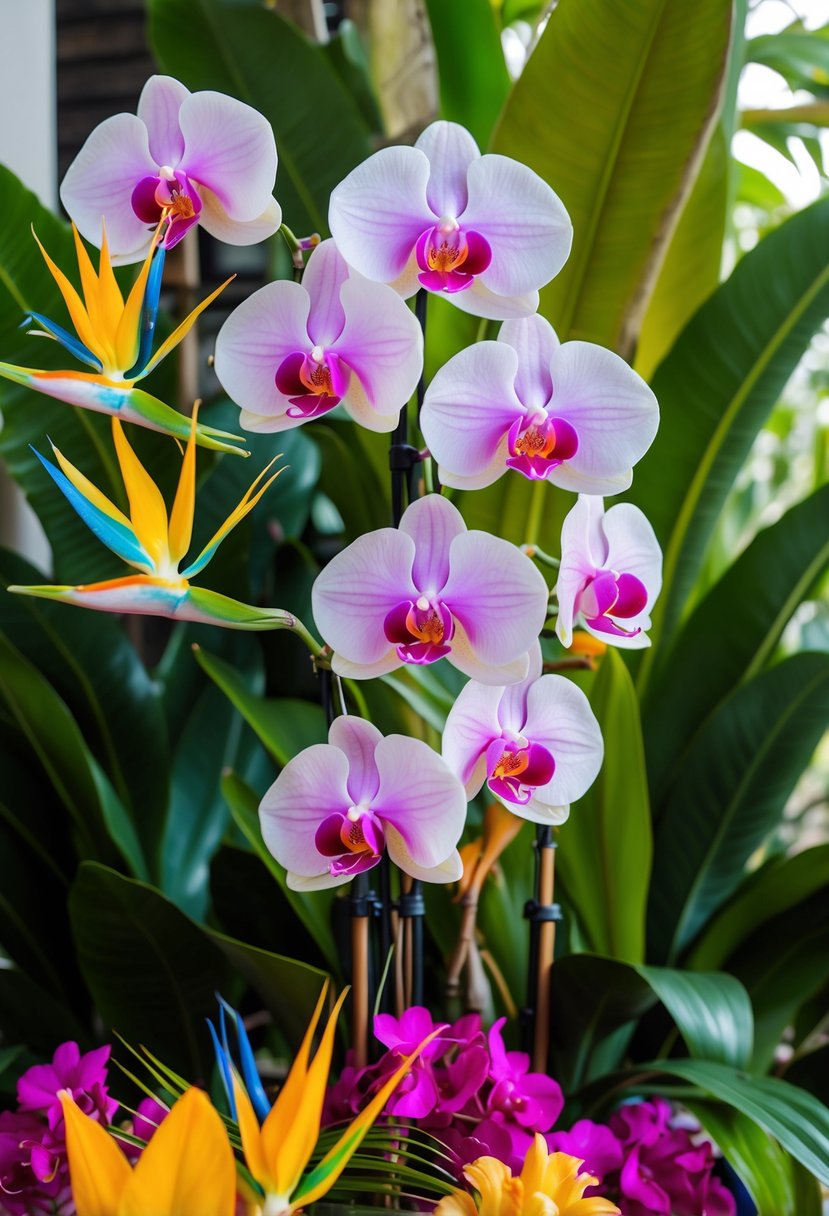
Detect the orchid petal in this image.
<box><xmin>445</xmin><ymin>277</ymin><xmax>539</xmax><ymax>321</ymax></box>
<box><xmin>442</xmin><ymin>531</ymin><xmax>548</xmax><ymax>668</ymax></box>
<box><xmin>399</xmin><ymin>494</ymin><xmax>466</xmax><ymax>596</ymax></box>
<box><xmin>178</xmin><ymin>89</ymin><xmax>277</xmax><ymax>220</ymax></box>
<box><xmin>523</xmin><ymin>675</ymin><xmax>603</xmax><ymax>806</ymax></box>
<box><xmin>329</xmin><ymin>146</ymin><xmax>434</xmax><ymax>287</ymax></box>
<box><xmin>449</xmin><ymin>622</ymin><xmax>531</xmax><ymax>686</ymax></box>
<box><xmin>555</xmin><ymin>496</ymin><xmax>602</xmax><ymax>648</ymax></box>
<box><xmin>328</xmin><ymin>716</ymin><xmax>383</xmax><ymax>805</ymax></box>
<box><xmin>373</xmin><ymin>734</ymin><xmax>466</xmax><ymax>869</ymax></box>
<box><xmin>384</xmin><ymin>831</ymin><xmax>464</xmax><ymax>884</ymax></box>
<box><xmin>462</xmin><ymin>154</ymin><xmax>572</xmax><ymax>297</ymax></box>
<box><xmin>312</xmin><ymin>528</ymin><xmax>417</xmax><ymax>666</ymax></box>
<box><xmin>60</xmin><ymin>113</ymin><xmax>159</xmax><ymax>262</ymax></box>
<box><xmin>331</xmin><ymin>648</ymin><xmax>402</xmax><ymax>680</ymax></box>
<box><xmin>137</xmin><ymin>75</ymin><xmax>189</xmax><ymax>167</ymax></box>
<box><xmin>442</xmin><ymin>680</ymin><xmax>506</xmax><ymax>793</ymax></box>
<box><xmin>0</xmin><ymin>364</ymin><xmax>247</xmax><ymax>453</ymax></box>
<box><xmin>415</xmin><ymin>121</ymin><xmax>480</xmax><ymax>217</ymax></box>
<box><xmin>197</xmin><ymin>186</ymin><xmax>282</xmax><ymax>246</ymax></box>
<box><xmin>302</xmin><ymin>239</ymin><xmax>349</xmax><ymax>347</ymax></box>
<box><xmin>124</xmin><ymin>1089</ymin><xmax>235</xmax><ymax>1216</ymax></box>
<box><xmin>259</xmin><ymin>744</ymin><xmax>351</xmax><ymax>879</ymax></box>
<box><xmin>498</xmin><ymin>314</ymin><xmax>558</xmax><ymax>412</ymax></box>
<box><xmin>339</xmin><ymin>375</ymin><xmax>402</xmax><ymax>433</ymax></box>
<box><xmin>335</xmin><ymin>277</ymin><xmax>423</xmax><ymax>417</ymax></box>
<box><xmin>602</xmin><ymin>503</ymin><xmax>663</xmax><ymax>603</ymax></box>
<box><xmin>544</xmin><ymin>340</ymin><xmax>659</xmax><ymax>494</ymax></box>
<box><xmin>32</xmin><ymin>445</ymin><xmax>152</xmax><ymax>571</ymax></box>
<box><xmin>420</xmin><ymin>341</ymin><xmax>522</xmax><ymax>485</ymax></box>
<box><xmin>511</xmin><ymin>796</ymin><xmax>571</xmax><ymax>825</ymax></box>
<box><xmin>214</xmin><ymin>279</ymin><xmax>311</xmax><ymax>419</ymax></box>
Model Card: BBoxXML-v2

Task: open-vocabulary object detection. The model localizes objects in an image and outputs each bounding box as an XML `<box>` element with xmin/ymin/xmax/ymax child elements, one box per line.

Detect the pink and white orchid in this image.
<box><xmin>329</xmin><ymin>121</ymin><xmax>571</xmax><ymax>320</ymax></box>
<box><xmin>442</xmin><ymin>650</ymin><xmax>603</xmax><ymax>824</ymax></box>
<box><xmin>311</xmin><ymin>495</ymin><xmax>549</xmax><ymax>684</ymax></box>
<box><xmin>60</xmin><ymin>75</ymin><xmax>280</xmax><ymax>263</ymax></box>
<box><xmin>214</xmin><ymin>239</ymin><xmax>423</xmax><ymax>433</ymax></box>
<box><xmin>259</xmin><ymin>716</ymin><xmax>466</xmax><ymax>890</ymax></box>
<box><xmin>556</xmin><ymin>497</ymin><xmax>662</xmax><ymax>650</ymax></box>
<box><xmin>421</xmin><ymin>314</ymin><xmax>658</xmax><ymax>493</ymax></box>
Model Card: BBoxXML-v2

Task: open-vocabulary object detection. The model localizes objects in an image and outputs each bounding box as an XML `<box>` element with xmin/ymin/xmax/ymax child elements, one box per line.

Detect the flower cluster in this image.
<box><xmin>0</xmin><ymin>1042</ymin><xmax>117</xmax><ymax>1215</ymax></box>
<box><xmin>549</xmin><ymin>1100</ymin><xmax>736</xmax><ymax>1216</ymax></box>
<box><xmin>323</xmin><ymin>1007</ymin><xmax>564</xmax><ymax>1176</ymax></box>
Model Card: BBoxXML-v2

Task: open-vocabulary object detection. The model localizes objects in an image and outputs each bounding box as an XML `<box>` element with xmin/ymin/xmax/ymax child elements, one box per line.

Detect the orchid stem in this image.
<box><xmin>290</xmin><ymin>617</ymin><xmax>323</xmax><ymax>658</ymax></box>
<box><xmin>524</xmin><ymin>480</ymin><xmax>547</xmax><ymax>548</ymax></box>
<box><xmin>522</xmin><ymin>542</ymin><xmax>560</xmax><ymax>569</ymax></box>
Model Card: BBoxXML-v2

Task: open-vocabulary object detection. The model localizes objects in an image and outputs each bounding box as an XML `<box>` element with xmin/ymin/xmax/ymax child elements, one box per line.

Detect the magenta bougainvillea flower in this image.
<box><xmin>61</xmin><ymin>75</ymin><xmax>280</xmax><ymax>262</ymax></box>
<box><xmin>0</xmin><ymin>1042</ymin><xmax>117</xmax><ymax>1215</ymax></box>
<box><xmin>214</xmin><ymin>239</ymin><xmax>423</xmax><ymax>434</ymax></box>
<box><xmin>442</xmin><ymin>651</ymin><xmax>603</xmax><ymax>824</ymax></box>
<box><xmin>259</xmin><ymin>715</ymin><xmax>466</xmax><ymax>890</ymax></box>
<box><xmin>421</xmin><ymin>314</ymin><xmax>658</xmax><ymax>494</ymax></box>
<box><xmin>549</xmin><ymin>1101</ymin><xmax>736</xmax><ymax>1216</ymax></box>
<box><xmin>556</xmin><ymin>497</ymin><xmax>662</xmax><ymax>651</ymax></box>
<box><xmin>312</xmin><ymin>494</ymin><xmax>549</xmax><ymax>684</ymax></box>
<box><xmin>329</xmin><ymin>121</ymin><xmax>572</xmax><ymax>320</ymax></box>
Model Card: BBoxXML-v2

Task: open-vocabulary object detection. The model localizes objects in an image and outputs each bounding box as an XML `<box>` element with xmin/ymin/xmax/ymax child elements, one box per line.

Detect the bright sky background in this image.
<box><xmin>737</xmin><ymin>0</ymin><xmax>829</xmax><ymax>205</ymax></box>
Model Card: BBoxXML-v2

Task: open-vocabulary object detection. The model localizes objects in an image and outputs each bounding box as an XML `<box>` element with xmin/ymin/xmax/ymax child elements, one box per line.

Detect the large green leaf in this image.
<box><xmin>644</xmin><ymin>485</ymin><xmax>829</xmax><ymax>801</ymax></box>
<box><xmin>0</xmin><ymin>633</ymin><xmax>147</xmax><ymax>877</ymax></box>
<box><xmin>491</xmin><ymin>0</ymin><xmax>733</xmax><ymax>350</ymax></box>
<box><xmin>148</xmin><ymin>0</ymin><xmax>372</xmax><ymax>235</ymax></box>
<box><xmin>644</xmin><ymin>1059</ymin><xmax>829</xmax><ymax>1187</ymax></box>
<box><xmin>685</xmin><ymin>1100</ymin><xmax>823</xmax><ymax>1216</ymax></box>
<box><xmin>194</xmin><ymin>644</ymin><xmax>326</xmax><ymax>764</ymax></box>
<box><xmin>423</xmin><ymin>0</ymin><xmax>510</xmax><ymax>148</ymax></box>
<box><xmin>649</xmin><ymin>653</ymin><xmax>829</xmax><ymax>961</ymax></box>
<box><xmin>550</xmin><ymin>954</ymin><xmax>753</xmax><ymax>1089</ymax></box>
<box><xmin>632</xmin><ymin>197</ymin><xmax>829</xmax><ymax>673</ymax></box>
<box><xmin>0</xmin><ymin>548</ymin><xmax>169</xmax><ymax>845</ymax></box>
<box><xmin>556</xmin><ymin>652</ymin><xmax>651</xmax><ymax>964</ymax></box>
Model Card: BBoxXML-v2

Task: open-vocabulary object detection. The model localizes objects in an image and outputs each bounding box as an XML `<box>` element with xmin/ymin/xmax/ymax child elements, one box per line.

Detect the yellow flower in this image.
<box><xmin>61</xmin><ymin>1086</ymin><xmax>236</xmax><ymax>1216</ymax></box>
<box><xmin>434</xmin><ymin>1134</ymin><xmax>620</xmax><ymax>1216</ymax></box>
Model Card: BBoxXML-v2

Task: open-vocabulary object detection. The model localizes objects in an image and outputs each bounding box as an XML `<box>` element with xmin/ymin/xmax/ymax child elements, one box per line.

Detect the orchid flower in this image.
<box><xmin>442</xmin><ymin>649</ymin><xmax>603</xmax><ymax>824</ymax></box>
<box><xmin>228</xmin><ymin>982</ymin><xmax>435</xmax><ymax>1215</ymax></box>
<box><xmin>556</xmin><ymin>496</ymin><xmax>662</xmax><ymax>650</ymax></box>
<box><xmin>329</xmin><ymin>121</ymin><xmax>571</xmax><ymax>320</ymax></box>
<box><xmin>259</xmin><ymin>715</ymin><xmax>465</xmax><ymax>890</ymax></box>
<box><xmin>214</xmin><ymin>239</ymin><xmax>423</xmax><ymax>433</ymax></box>
<box><xmin>61</xmin><ymin>1087</ymin><xmax>236</xmax><ymax>1216</ymax></box>
<box><xmin>421</xmin><ymin>314</ymin><xmax>658</xmax><ymax>494</ymax></box>
<box><xmin>8</xmin><ymin>410</ymin><xmax>297</xmax><ymax>631</ymax></box>
<box><xmin>0</xmin><ymin>224</ymin><xmax>243</xmax><ymax>453</ymax></box>
<box><xmin>311</xmin><ymin>494</ymin><xmax>549</xmax><ymax>684</ymax></box>
<box><xmin>61</xmin><ymin>75</ymin><xmax>280</xmax><ymax>263</ymax></box>
<box><xmin>434</xmin><ymin>1136</ymin><xmax>620</xmax><ymax>1216</ymax></box>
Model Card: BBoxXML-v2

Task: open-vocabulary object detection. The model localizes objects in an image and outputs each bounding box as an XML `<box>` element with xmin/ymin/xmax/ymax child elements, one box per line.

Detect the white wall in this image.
<box><xmin>0</xmin><ymin>0</ymin><xmax>55</xmax><ymax>570</ymax></box>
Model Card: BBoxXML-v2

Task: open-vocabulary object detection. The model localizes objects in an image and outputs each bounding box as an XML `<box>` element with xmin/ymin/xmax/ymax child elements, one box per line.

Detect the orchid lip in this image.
<box><xmin>384</xmin><ymin>596</ymin><xmax>455</xmax><ymax>666</ymax></box>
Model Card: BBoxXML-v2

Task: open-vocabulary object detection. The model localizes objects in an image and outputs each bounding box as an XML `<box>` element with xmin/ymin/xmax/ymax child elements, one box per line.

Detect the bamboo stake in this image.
<box><xmin>532</xmin><ymin>832</ymin><xmax>556</xmax><ymax>1072</ymax></box>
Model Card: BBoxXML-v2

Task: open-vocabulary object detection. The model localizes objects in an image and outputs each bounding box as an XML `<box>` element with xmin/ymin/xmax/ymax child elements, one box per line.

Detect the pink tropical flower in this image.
<box><xmin>556</xmin><ymin>497</ymin><xmax>662</xmax><ymax>651</ymax></box>
<box><xmin>475</xmin><ymin>1018</ymin><xmax>565</xmax><ymax>1164</ymax></box>
<box><xmin>214</xmin><ymin>239</ymin><xmax>423</xmax><ymax>434</ymax></box>
<box><xmin>421</xmin><ymin>314</ymin><xmax>658</xmax><ymax>494</ymax></box>
<box><xmin>311</xmin><ymin>494</ymin><xmax>549</xmax><ymax>684</ymax></box>
<box><xmin>442</xmin><ymin>650</ymin><xmax>603</xmax><ymax>824</ymax></box>
<box><xmin>61</xmin><ymin>75</ymin><xmax>280</xmax><ymax>262</ymax></box>
<box><xmin>259</xmin><ymin>715</ymin><xmax>466</xmax><ymax>890</ymax></box>
<box><xmin>329</xmin><ymin>121</ymin><xmax>571</xmax><ymax>320</ymax></box>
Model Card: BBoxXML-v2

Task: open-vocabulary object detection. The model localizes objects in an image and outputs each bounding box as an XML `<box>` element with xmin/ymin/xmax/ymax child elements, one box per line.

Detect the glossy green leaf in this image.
<box><xmin>423</xmin><ymin>0</ymin><xmax>510</xmax><ymax>148</ymax></box>
<box><xmin>644</xmin><ymin>485</ymin><xmax>829</xmax><ymax>801</ymax></box>
<box><xmin>687</xmin><ymin>845</ymin><xmax>829</xmax><ymax>971</ymax></box>
<box><xmin>649</xmin><ymin>653</ymin><xmax>829</xmax><ymax>961</ymax></box>
<box><xmin>632</xmin><ymin>197</ymin><xmax>829</xmax><ymax>672</ymax></box>
<box><xmin>550</xmin><ymin>954</ymin><xmax>753</xmax><ymax>1089</ymax></box>
<box><xmin>148</xmin><ymin>0</ymin><xmax>372</xmax><ymax>234</ymax></box>
<box><xmin>194</xmin><ymin>644</ymin><xmax>326</xmax><ymax>764</ymax></box>
<box><xmin>0</xmin><ymin>969</ymin><xmax>89</xmax><ymax>1054</ymax></box>
<box><xmin>220</xmin><ymin>770</ymin><xmax>340</xmax><ymax>973</ymax></box>
<box><xmin>746</xmin><ymin>24</ymin><xmax>829</xmax><ymax>98</ymax></box>
<box><xmin>491</xmin><ymin>0</ymin><xmax>733</xmax><ymax>350</ymax></box>
<box><xmin>685</xmin><ymin>1100</ymin><xmax>821</xmax><ymax>1216</ymax></box>
<box><xmin>0</xmin><ymin>548</ymin><xmax>169</xmax><ymax>847</ymax></box>
<box><xmin>0</xmin><ymin>633</ymin><xmax>147</xmax><ymax>877</ymax></box>
<box><xmin>556</xmin><ymin>652</ymin><xmax>651</xmax><ymax>964</ymax></box>
<box><xmin>645</xmin><ymin>1058</ymin><xmax>829</xmax><ymax>1187</ymax></box>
